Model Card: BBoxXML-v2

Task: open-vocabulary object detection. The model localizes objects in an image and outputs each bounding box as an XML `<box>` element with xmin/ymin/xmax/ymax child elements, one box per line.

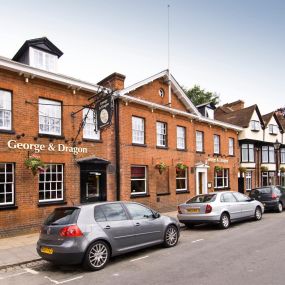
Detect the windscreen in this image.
<box><xmin>187</xmin><ymin>194</ymin><xmax>217</xmax><ymax>204</ymax></box>
<box><xmin>44</xmin><ymin>208</ymin><xmax>79</xmax><ymax>226</ymax></box>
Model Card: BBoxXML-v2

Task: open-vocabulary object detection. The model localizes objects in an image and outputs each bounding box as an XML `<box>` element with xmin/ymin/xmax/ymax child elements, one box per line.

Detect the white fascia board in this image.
<box><xmin>0</xmin><ymin>55</ymin><xmax>103</xmax><ymax>93</ymax></box>
<box><xmin>118</xmin><ymin>94</ymin><xmax>243</xmax><ymax>132</ymax></box>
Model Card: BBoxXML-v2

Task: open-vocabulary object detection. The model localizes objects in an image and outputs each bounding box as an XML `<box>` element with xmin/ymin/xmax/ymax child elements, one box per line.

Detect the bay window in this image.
<box><xmin>262</xmin><ymin>146</ymin><xmax>275</xmax><ymax>163</ymax></box>
<box><xmin>241</xmin><ymin>144</ymin><xmax>254</xmax><ymax>162</ymax></box>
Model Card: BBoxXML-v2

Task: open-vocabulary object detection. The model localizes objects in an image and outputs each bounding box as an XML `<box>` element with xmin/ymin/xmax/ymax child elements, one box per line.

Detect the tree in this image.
<box><xmin>276</xmin><ymin>107</ymin><xmax>285</xmax><ymax>117</ymax></box>
<box><xmin>183</xmin><ymin>85</ymin><xmax>219</xmax><ymax>106</ymax></box>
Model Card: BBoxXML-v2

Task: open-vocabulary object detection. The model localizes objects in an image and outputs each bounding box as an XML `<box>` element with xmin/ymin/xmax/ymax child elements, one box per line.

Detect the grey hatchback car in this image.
<box><xmin>37</xmin><ymin>202</ymin><xmax>180</xmax><ymax>270</ymax></box>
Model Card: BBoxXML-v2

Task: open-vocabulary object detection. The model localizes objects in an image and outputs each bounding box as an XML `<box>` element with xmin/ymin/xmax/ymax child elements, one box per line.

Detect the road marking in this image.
<box><xmin>24</xmin><ymin>268</ymin><xmax>39</xmax><ymax>275</ymax></box>
<box><xmin>44</xmin><ymin>275</ymin><xmax>83</xmax><ymax>284</ymax></box>
<box><xmin>130</xmin><ymin>255</ymin><xmax>149</xmax><ymax>262</ymax></box>
<box><xmin>192</xmin><ymin>239</ymin><xmax>204</xmax><ymax>243</ymax></box>
<box><xmin>0</xmin><ymin>271</ymin><xmax>28</xmax><ymax>280</ymax></box>
<box><xmin>113</xmin><ymin>273</ymin><xmax>120</xmax><ymax>277</ymax></box>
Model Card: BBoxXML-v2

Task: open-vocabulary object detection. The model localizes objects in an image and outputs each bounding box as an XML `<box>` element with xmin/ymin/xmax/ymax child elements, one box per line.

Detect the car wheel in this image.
<box><xmin>254</xmin><ymin>206</ymin><xmax>262</xmax><ymax>221</ymax></box>
<box><xmin>220</xmin><ymin>213</ymin><xmax>230</xmax><ymax>229</ymax></box>
<box><xmin>83</xmin><ymin>241</ymin><xmax>110</xmax><ymax>271</ymax></box>
<box><xmin>277</xmin><ymin>202</ymin><xmax>283</xmax><ymax>213</ymax></box>
<box><xmin>163</xmin><ymin>225</ymin><xmax>179</xmax><ymax>247</ymax></box>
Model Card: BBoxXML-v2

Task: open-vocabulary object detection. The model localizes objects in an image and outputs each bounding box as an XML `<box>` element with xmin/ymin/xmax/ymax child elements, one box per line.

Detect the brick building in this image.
<box><xmin>0</xmin><ymin>38</ymin><xmax>242</xmax><ymax>236</ymax></box>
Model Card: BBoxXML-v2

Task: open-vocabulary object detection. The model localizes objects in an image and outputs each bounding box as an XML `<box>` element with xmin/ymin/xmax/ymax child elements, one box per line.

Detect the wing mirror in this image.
<box><xmin>153</xmin><ymin>211</ymin><xmax>161</xmax><ymax>219</ymax></box>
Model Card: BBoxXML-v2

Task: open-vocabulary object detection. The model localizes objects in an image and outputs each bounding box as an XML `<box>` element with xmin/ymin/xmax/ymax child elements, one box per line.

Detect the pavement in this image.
<box><xmin>0</xmin><ymin>210</ymin><xmax>179</xmax><ymax>270</ymax></box>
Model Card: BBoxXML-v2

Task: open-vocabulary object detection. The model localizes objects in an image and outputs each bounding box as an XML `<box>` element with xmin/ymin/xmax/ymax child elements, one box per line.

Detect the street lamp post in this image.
<box><xmin>273</xmin><ymin>139</ymin><xmax>281</xmax><ymax>185</ymax></box>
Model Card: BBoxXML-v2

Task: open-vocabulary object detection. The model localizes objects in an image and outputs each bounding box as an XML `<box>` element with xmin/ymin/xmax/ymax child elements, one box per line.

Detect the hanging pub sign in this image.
<box><xmin>93</xmin><ymin>95</ymin><xmax>114</xmax><ymax>131</ymax></box>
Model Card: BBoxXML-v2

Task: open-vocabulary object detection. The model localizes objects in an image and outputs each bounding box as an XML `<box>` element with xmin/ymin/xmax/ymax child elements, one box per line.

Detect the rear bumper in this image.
<box><xmin>177</xmin><ymin>213</ymin><xmax>220</xmax><ymax>224</ymax></box>
<box><xmin>262</xmin><ymin>200</ymin><xmax>279</xmax><ymax>210</ymax></box>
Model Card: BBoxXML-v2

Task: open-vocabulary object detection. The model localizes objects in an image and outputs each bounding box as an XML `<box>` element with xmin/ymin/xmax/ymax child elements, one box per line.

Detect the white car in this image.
<box><xmin>177</xmin><ymin>191</ymin><xmax>264</xmax><ymax>229</ymax></box>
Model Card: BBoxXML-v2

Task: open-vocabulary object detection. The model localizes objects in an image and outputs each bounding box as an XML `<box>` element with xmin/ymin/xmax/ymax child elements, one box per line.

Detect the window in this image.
<box><xmin>241</xmin><ymin>144</ymin><xmax>254</xmax><ymax>162</ymax></box>
<box><xmin>0</xmin><ymin>90</ymin><xmax>12</xmax><ymax>130</ymax></box>
<box><xmin>156</xmin><ymin>122</ymin><xmax>167</xmax><ymax>147</ymax></box>
<box><xmin>100</xmin><ymin>204</ymin><xmax>128</xmax><ymax>221</ymax></box>
<box><xmin>132</xmin><ymin>116</ymin><xmax>145</xmax><ymax>144</ymax></box>
<box><xmin>125</xmin><ymin>203</ymin><xmax>153</xmax><ymax>220</ymax></box>
<box><xmin>214</xmin><ymin>135</ymin><xmax>220</xmax><ymax>154</ymax></box>
<box><xmin>177</xmin><ymin>126</ymin><xmax>186</xmax><ymax>150</ymax></box>
<box><xmin>196</xmin><ymin>131</ymin><xmax>204</xmax><ymax>152</ymax></box>
<box><xmin>262</xmin><ymin>146</ymin><xmax>275</xmax><ymax>163</ymax></box>
<box><xmin>245</xmin><ymin>171</ymin><xmax>252</xmax><ymax>191</ymax></box>
<box><xmin>158</xmin><ymin>89</ymin><xmax>165</xmax><ymax>98</ymax></box>
<box><xmin>176</xmin><ymin>168</ymin><xmax>188</xmax><ymax>191</ymax></box>
<box><xmin>214</xmin><ymin>168</ymin><xmax>229</xmax><ymax>189</ymax></box>
<box><xmin>30</xmin><ymin>47</ymin><xmax>57</xmax><ymax>72</ymax></box>
<box><xmin>0</xmin><ymin>163</ymin><xmax>14</xmax><ymax>206</ymax></box>
<box><xmin>232</xmin><ymin>192</ymin><xmax>251</xmax><ymax>202</ymax></box>
<box><xmin>83</xmin><ymin>108</ymin><xmax>100</xmax><ymax>140</ymax></box>
<box><xmin>94</xmin><ymin>206</ymin><xmax>106</xmax><ymax>222</ymax></box>
<box><xmin>220</xmin><ymin>193</ymin><xmax>236</xmax><ymax>203</ymax></box>
<box><xmin>39</xmin><ymin>164</ymin><xmax>63</xmax><ymax>202</ymax></box>
<box><xmin>269</xmin><ymin>124</ymin><xmax>278</xmax><ymax>135</ymax></box>
<box><xmin>250</xmin><ymin>120</ymin><xmax>260</xmax><ymax>131</ymax></box>
<box><xmin>281</xmin><ymin>148</ymin><xmax>285</xmax><ymax>164</ymax></box>
<box><xmin>229</xmin><ymin>138</ymin><xmax>234</xmax><ymax>156</ymax></box>
<box><xmin>281</xmin><ymin>173</ymin><xmax>285</xmax><ymax>187</ymax></box>
<box><xmin>131</xmin><ymin>166</ymin><xmax>147</xmax><ymax>195</ymax></box>
<box><xmin>39</xmin><ymin>98</ymin><xmax>61</xmax><ymax>135</ymax></box>
<box><xmin>262</xmin><ymin>171</ymin><xmax>275</xmax><ymax>186</ymax></box>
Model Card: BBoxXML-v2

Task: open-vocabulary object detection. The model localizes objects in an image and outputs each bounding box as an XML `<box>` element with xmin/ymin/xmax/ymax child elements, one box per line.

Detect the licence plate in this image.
<box><xmin>41</xmin><ymin>247</ymin><xmax>54</xmax><ymax>255</ymax></box>
<box><xmin>187</xmin><ymin>208</ymin><xmax>200</xmax><ymax>213</ymax></box>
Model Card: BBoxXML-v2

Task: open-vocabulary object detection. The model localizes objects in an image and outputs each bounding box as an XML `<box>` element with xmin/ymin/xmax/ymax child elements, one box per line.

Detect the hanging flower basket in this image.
<box><xmin>214</xmin><ymin>165</ymin><xmax>223</xmax><ymax>172</ymax></box>
<box><xmin>155</xmin><ymin>162</ymin><xmax>167</xmax><ymax>174</ymax></box>
<box><xmin>24</xmin><ymin>154</ymin><xmax>46</xmax><ymax>176</ymax></box>
<box><xmin>280</xmin><ymin>167</ymin><xmax>285</xmax><ymax>173</ymax></box>
<box><xmin>238</xmin><ymin>166</ymin><xmax>247</xmax><ymax>174</ymax></box>
<box><xmin>260</xmin><ymin>166</ymin><xmax>268</xmax><ymax>172</ymax></box>
<box><xmin>176</xmin><ymin>162</ymin><xmax>187</xmax><ymax>173</ymax></box>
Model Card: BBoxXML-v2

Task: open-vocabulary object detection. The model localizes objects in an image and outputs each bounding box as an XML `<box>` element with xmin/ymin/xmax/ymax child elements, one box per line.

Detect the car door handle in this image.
<box><xmin>135</xmin><ymin>222</ymin><xmax>140</xmax><ymax>226</ymax></box>
<box><xmin>105</xmin><ymin>225</ymin><xmax>111</xmax><ymax>230</ymax></box>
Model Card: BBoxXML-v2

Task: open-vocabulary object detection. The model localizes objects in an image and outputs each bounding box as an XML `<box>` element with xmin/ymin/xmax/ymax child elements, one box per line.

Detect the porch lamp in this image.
<box><xmin>273</xmin><ymin>139</ymin><xmax>281</xmax><ymax>185</ymax></box>
<box><xmin>273</xmin><ymin>139</ymin><xmax>281</xmax><ymax>151</ymax></box>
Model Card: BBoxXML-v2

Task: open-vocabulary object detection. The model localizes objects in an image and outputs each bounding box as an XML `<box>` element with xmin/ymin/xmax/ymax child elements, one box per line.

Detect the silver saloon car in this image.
<box><xmin>37</xmin><ymin>202</ymin><xmax>180</xmax><ymax>271</ymax></box>
<box><xmin>177</xmin><ymin>191</ymin><xmax>264</xmax><ymax>229</ymax></box>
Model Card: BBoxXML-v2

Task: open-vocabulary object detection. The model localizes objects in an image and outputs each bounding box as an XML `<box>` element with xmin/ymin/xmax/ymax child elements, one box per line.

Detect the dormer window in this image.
<box><xmin>269</xmin><ymin>124</ymin><xmax>278</xmax><ymax>135</ymax></box>
<box><xmin>205</xmin><ymin>107</ymin><xmax>214</xmax><ymax>119</ymax></box>
<box><xmin>250</xmin><ymin>120</ymin><xmax>260</xmax><ymax>131</ymax></box>
<box><xmin>30</xmin><ymin>47</ymin><xmax>57</xmax><ymax>72</ymax></box>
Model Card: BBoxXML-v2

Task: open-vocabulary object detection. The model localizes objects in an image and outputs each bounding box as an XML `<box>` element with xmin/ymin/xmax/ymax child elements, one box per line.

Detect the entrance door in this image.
<box><xmin>195</xmin><ymin>165</ymin><xmax>209</xmax><ymax>195</ymax></box>
<box><xmin>238</xmin><ymin>177</ymin><xmax>244</xmax><ymax>193</ymax></box>
<box><xmin>198</xmin><ymin>173</ymin><xmax>203</xmax><ymax>195</ymax></box>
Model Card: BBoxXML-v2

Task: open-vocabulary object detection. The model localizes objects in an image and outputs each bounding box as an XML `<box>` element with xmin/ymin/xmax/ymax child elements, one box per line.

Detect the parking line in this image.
<box><xmin>130</xmin><ymin>255</ymin><xmax>149</xmax><ymax>262</ymax></box>
<box><xmin>24</xmin><ymin>268</ymin><xmax>39</xmax><ymax>275</ymax></box>
<box><xmin>0</xmin><ymin>271</ymin><xmax>28</xmax><ymax>280</ymax></box>
<box><xmin>192</xmin><ymin>239</ymin><xmax>204</xmax><ymax>243</ymax></box>
<box><xmin>44</xmin><ymin>275</ymin><xmax>83</xmax><ymax>284</ymax></box>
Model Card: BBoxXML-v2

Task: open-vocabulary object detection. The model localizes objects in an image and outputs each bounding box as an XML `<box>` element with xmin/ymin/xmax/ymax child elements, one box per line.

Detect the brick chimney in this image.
<box><xmin>97</xmin><ymin>72</ymin><xmax>126</xmax><ymax>91</ymax></box>
<box><xmin>223</xmin><ymin>100</ymin><xmax>245</xmax><ymax>111</ymax></box>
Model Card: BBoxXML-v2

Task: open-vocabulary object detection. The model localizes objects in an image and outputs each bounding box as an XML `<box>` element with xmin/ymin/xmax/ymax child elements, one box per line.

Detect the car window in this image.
<box><xmin>232</xmin><ymin>192</ymin><xmax>251</xmax><ymax>202</ymax></box>
<box><xmin>273</xmin><ymin>188</ymin><xmax>281</xmax><ymax>195</ymax></box>
<box><xmin>94</xmin><ymin>206</ymin><xmax>106</xmax><ymax>222</ymax></box>
<box><xmin>125</xmin><ymin>203</ymin><xmax>153</xmax><ymax>220</ymax></box>
<box><xmin>187</xmin><ymin>194</ymin><xmax>216</xmax><ymax>204</ymax></box>
<box><xmin>221</xmin><ymin>193</ymin><xmax>237</xmax><ymax>203</ymax></box>
<box><xmin>44</xmin><ymin>208</ymin><xmax>79</xmax><ymax>225</ymax></box>
<box><xmin>100</xmin><ymin>204</ymin><xmax>128</xmax><ymax>221</ymax></box>
<box><xmin>258</xmin><ymin>188</ymin><xmax>271</xmax><ymax>194</ymax></box>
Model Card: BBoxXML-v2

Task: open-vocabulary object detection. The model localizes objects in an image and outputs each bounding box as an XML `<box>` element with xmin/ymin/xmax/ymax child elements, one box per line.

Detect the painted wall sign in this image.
<box><xmin>7</xmin><ymin>140</ymin><xmax>87</xmax><ymax>155</ymax></box>
<box><xmin>206</xmin><ymin>157</ymin><xmax>229</xmax><ymax>164</ymax></box>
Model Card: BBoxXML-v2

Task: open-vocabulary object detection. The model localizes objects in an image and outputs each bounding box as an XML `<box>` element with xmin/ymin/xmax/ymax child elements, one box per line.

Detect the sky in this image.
<box><xmin>0</xmin><ymin>0</ymin><xmax>284</xmax><ymax>114</ymax></box>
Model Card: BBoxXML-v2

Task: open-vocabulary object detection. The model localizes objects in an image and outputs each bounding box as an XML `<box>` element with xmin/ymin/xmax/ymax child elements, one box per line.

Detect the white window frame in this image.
<box><xmin>214</xmin><ymin>135</ymin><xmax>220</xmax><ymax>154</ymax></box>
<box><xmin>39</xmin><ymin>164</ymin><xmax>64</xmax><ymax>202</ymax></box>
<box><xmin>39</xmin><ymin>98</ymin><xmax>62</xmax><ymax>136</ymax></box>
<box><xmin>156</xmin><ymin>122</ymin><xmax>167</xmax><ymax>147</ymax></box>
<box><xmin>245</xmin><ymin>171</ymin><xmax>252</xmax><ymax>191</ymax></box>
<box><xmin>214</xmin><ymin>169</ymin><xmax>229</xmax><ymax>189</ymax></box>
<box><xmin>177</xmin><ymin>126</ymin><xmax>186</xmax><ymax>150</ymax></box>
<box><xmin>132</xmin><ymin>116</ymin><xmax>145</xmax><ymax>144</ymax></box>
<box><xmin>83</xmin><ymin>108</ymin><xmax>100</xmax><ymax>140</ymax></box>
<box><xmin>241</xmin><ymin>144</ymin><xmax>254</xmax><ymax>162</ymax></box>
<box><xmin>269</xmin><ymin>124</ymin><xmax>278</xmax><ymax>135</ymax></box>
<box><xmin>176</xmin><ymin>168</ymin><xmax>188</xmax><ymax>192</ymax></box>
<box><xmin>130</xmin><ymin>166</ymin><xmax>147</xmax><ymax>195</ymax></box>
<box><xmin>29</xmin><ymin>47</ymin><xmax>58</xmax><ymax>72</ymax></box>
<box><xmin>228</xmin><ymin>138</ymin><xmax>234</xmax><ymax>156</ymax></box>
<box><xmin>0</xmin><ymin>89</ymin><xmax>12</xmax><ymax>130</ymax></box>
<box><xmin>196</xmin><ymin>131</ymin><xmax>203</xmax><ymax>152</ymax></box>
<box><xmin>281</xmin><ymin>148</ymin><xmax>285</xmax><ymax>164</ymax></box>
<box><xmin>262</xmin><ymin>146</ymin><xmax>275</xmax><ymax>163</ymax></box>
<box><xmin>0</xmin><ymin>163</ymin><xmax>14</xmax><ymax>206</ymax></box>
<box><xmin>250</xmin><ymin>120</ymin><xmax>260</xmax><ymax>131</ymax></box>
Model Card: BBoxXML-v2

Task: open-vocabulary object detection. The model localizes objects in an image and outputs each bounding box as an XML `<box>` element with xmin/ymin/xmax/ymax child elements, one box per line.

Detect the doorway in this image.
<box><xmin>195</xmin><ymin>164</ymin><xmax>209</xmax><ymax>195</ymax></box>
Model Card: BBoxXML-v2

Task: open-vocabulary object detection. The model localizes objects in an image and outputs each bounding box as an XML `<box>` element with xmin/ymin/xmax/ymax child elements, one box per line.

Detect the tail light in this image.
<box><xmin>205</xmin><ymin>204</ymin><xmax>212</xmax><ymax>214</ymax></box>
<box><xmin>178</xmin><ymin>206</ymin><xmax>182</xmax><ymax>214</ymax></box>
<box><xmin>272</xmin><ymin>193</ymin><xmax>278</xmax><ymax>200</ymax></box>
<box><xmin>59</xmin><ymin>225</ymin><xmax>83</xmax><ymax>237</ymax></box>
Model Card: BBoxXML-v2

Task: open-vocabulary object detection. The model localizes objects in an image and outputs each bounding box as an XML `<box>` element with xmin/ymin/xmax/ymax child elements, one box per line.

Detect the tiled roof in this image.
<box><xmin>262</xmin><ymin>112</ymin><xmax>274</xmax><ymax>127</ymax></box>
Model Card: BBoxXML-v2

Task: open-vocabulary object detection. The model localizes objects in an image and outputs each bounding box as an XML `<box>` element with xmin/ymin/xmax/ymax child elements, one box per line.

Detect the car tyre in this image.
<box><xmin>219</xmin><ymin>212</ymin><xmax>230</xmax><ymax>229</ymax></box>
<box><xmin>83</xmin><ymin>240</ymin><xmax>110</xmax><ymax>271</ymax></box>
<box><xmin>163</xmin><ymin>225</ymin><xmax>179</xmax><ymax>247</ymax></box>
<box><xmin>254</xmin><ymin>206</ymin><xmax>262</xmax><ymax>221</ymax></box>
<box><xmin>277</xmin><ymin>202</ymin><xmax>283</xmax><ymax>213</ymax></box>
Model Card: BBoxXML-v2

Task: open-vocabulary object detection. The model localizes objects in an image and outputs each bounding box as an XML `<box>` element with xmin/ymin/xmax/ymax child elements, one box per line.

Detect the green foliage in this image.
<box><xmin>183</xmin><ymin>85</ymin><xmax>219</xmax><ymax>106</ymax></box>
<box><xmin>25</xmin><ymin>154</ymin><xmax>45</xmax><ymax>176</ymax></box>
<box><xmin>176</xmin><ymin>162</ymin><xmax>187</xmax><ymax>171</ymax></box>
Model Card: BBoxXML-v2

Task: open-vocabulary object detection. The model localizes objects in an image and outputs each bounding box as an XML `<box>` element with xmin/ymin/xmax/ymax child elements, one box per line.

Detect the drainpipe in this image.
<box><xmin>114</xmin><ymin>98</ymin><xmax>121</xmax><ymax>201</ymax></box>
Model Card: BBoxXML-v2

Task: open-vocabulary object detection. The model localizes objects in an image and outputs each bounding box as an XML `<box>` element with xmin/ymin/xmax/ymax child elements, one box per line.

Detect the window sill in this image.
<box><xmin>176</xmin><ymin>190</ymin><xmax>190</xmax><ymax>194</ymax></box>
<box><xmin>251</xmin><ymin>129</ymin><xmax>260</xmax><ymax>132</ymax></box>
<box><xmin>0</xmin><ymin>129</ymin><xmax>15</xmax><ymax>134</ymax></box>
<box><xmin>132</xmin><ymin>143</ymin><xmax>147</xmax><ymax>147</ymax></box>
<box><xmin>177</xmin><ymin>148</ymin><xmax>187</xmax><ymax>152</ymax></box>
<box><xmin>156</xmin><ymin>146</ymin><xmax>168</xmax><ymax>150</ymax></box>
<box><xmin>214</xmin><ymin>187</ymin><xmax>231</xmax><ymax>191</ymax></box>
<box><xmin>83</xmin><ymin>138</ymin><xmax>102</xmax><ymax>143</ymax></box>
<box><xmin>130</xmin><ymin>194</ymin><xmax>150</xmax><ymax>199</ymax></box>
<box><xmin>227</xmin><ymin>155</ymin><xmax>235</xmax><ymax>157</ymax></box>
<box><xmin>38</xmin><ymin>134</ymin><xmax>65</xmax><ymax>140</ymax></box>
<box><xmin>196</xmin><ymin>151</ymin><xmax>205</xmax><ymax>154</ymax></box>
<box><xmin>38</xmin><ymin>201</ymin><xmax>67</xmax><ymax>207</ymax></box>
<box><xmin>0</xmin><ymin>205</ymin><xmax>18</xmax><ymax>211</ymax></box>
<box><xmin>157</xmin><ymin>192</ymin><xmax>170</xmax><ymax>196</ymax></box>
<box><xmin>269</xmin><ymin>133</ymin><xmax>278</xmax><ymax>136</ymax></box>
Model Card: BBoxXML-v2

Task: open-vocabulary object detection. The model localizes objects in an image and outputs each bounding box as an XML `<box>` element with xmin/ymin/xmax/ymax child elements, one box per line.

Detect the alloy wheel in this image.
<box><xmin>164</xmin><ymin>226</ymin><xmax>178</xmax><ymax>247</ymax></box>
<box><xmin>255</xmin><ymin>207</ymin><xmax>262</xmax><ymax>220</ymax></box>
<box><xmin>278</xmin><ymin>202</ymin><xmax>283</xmax><ymax>213</ymax></box>
<box><xmin>220</xmin><ymin>213</ymin><xmax>230</xmax><ymax>229</ymax></box>
<box><xmin>88</xmin><ymin>242</ymin><xmax>109</xmax><ymax>269</ymax></box>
